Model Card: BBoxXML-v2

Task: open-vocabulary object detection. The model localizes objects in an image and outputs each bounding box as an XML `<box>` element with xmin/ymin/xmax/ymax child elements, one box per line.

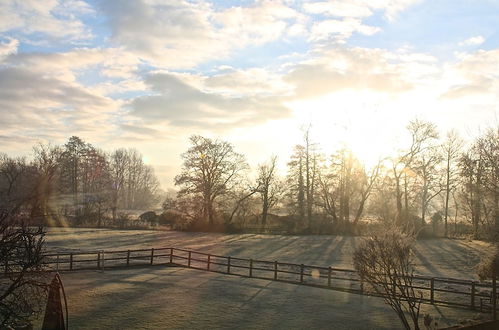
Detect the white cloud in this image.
<box><xmin>0</xmin><ymin>37</ymin><xmax>18</xmax><ymax>61</ymax></box>
<box><xmin>100</xmin><ymin>0</ymin><xmax>302</xmax><ymax>68</ymax></box>
<box><xmin>458</xmin><ymin>36</ymin><xmax>485</xmax><ymax>47</ymax></box>
<box><xmin>4</xmin><ymin>47</ymin><xmax>141</xmax><ymax>82</ymax></box>
<box><xmin>285</xmin><ymin>47</ymin><xmax>413</xmax><ymax>97</ymax></box>
<box><xmin>0</xmin><ymin>67</ymin><xmax>117</xmax><ymax>141</ymax></box>
<box><xmin>204</xmin><ymin>67</ymin><xmax>292</xmax><ymax>96</ymax></box>
<box><xmin>304</xmin><ymin>1</ymin><xmax>373</xmax><ymax>18</ymax></box>
<box><xmin>0</xmin><ymin>0</ymin><xmax>93</xmax><ymax>41</ymax></box>
<box><xmin>129</xmin><ymin>72</ymin><xmax>290</xmax><ymax>129</ymax></box>
<box><xmin>309</xmin><ymin>18</ymin><xmax>380</xmax><ymax>42</ymax></box>
<box><xmin>441</xmin><ymin>49</ymin><xmax>499</xmax><ymax>99</ymax></box>
<box><xmin>303</xmin><ymin>0</ymin><xmax>423</xmax><ymax>21</ymax></box>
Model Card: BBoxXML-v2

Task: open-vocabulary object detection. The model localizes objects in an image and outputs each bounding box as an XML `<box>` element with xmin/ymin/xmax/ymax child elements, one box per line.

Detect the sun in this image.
<box><xmin>286</xmin><ymin>91</ymin><xmax>403</xmax><ymax>169</ymax></box>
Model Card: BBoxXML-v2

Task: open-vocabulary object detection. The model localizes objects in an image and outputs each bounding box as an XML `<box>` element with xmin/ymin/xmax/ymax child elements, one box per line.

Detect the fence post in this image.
<box><xmin>170</xmin><ymin>248</ymin><xmax>173</xmax><ymax>264</ymax></box>
<box><xmin>274</xmin><ymin>261</ymin><xmax>278</xmax><ymax>280</ymax></box>
<box><xmin>300</xmin><ymin>264</ymin><xmax>304</xmax><ymax>283</ymax></box>
<box><xmin>471</xmin><ymin>282</ymin><xmax>475</xmax><ymax>309</ymax></box>
<box><xmin>328</xmin><ymin>267</ymin><xmax>332</xmax><ymax>287</ymax></box>
<box><xmin>227</xmin><ymin>256</ymin><xmax>231</xmax><ymax>274</ymax></box>
<box><xmin>127</xmin><ymin>250</ymin><xmax>130</xmax><ymax>267</ymax></box>
<box><xmin>207</xmin><ymin>254</ymin><xmax>211</xmax><ymax>271</ymax></box>
<box><xmin>56</xmin><ymin>255</ymin><xmax>59</xmax><ymax>271</ymax></box>
<box><xmin>430</xmin><ymin>278</ymin><xmax>435</xmax><ymax>304</ymax></box>
<box><xmin>188</xmin><ymin>251</ymin><xmax>192</xmax><ymax>268</ymax></box>
<box><xmin>249</xmin><ymin>259</ymin><xmax>253</xmax><ymax>278</ymax></box>
<box><xmin>97</xmin><ymin>252</ymin><xmax>101</xmax><ymax>269</ymax></box>
<box><xmin>150</xmin><ymin>248</ymin><xmax>155</xmax><ymax>265</ymax></box>
<box><xmin>69</xmin><ymin>253</ymin><xmax>73</xmax><ymax>271</ymax></box>
<box><xmin>102</xmin><ymin>251</ymin><xmax>105</xmax><ymax>270</ymax></box>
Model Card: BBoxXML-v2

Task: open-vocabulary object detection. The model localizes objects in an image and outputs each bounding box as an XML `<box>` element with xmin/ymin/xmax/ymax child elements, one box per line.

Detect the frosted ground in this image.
<box><xmin>39</xmin><ymin>228</ymin><xmax>494</xmax><ymax>329</ymax></box>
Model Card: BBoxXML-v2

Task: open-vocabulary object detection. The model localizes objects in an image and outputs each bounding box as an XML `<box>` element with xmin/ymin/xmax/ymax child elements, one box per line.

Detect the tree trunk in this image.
<box><xmin>444</xmin><ymin>156</ymin><xmax>451</xmax><ymax>237</ymax></box>
<box><xmin>395</xmin><ymin>173</ymin><xmax>403</xmax><ymax>224</ymax></box>
<box><xmin>404</xmin><ymin>173</ymin><xmax>409</xmax><ymax>223</ymax></box>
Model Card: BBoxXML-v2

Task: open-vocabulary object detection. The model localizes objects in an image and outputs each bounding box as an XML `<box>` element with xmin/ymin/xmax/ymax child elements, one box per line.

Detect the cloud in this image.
<box><xmin>3</xmin><ymin>47</ymin><xmax>141</xmax><ymax>81</ymax></box>
<box><xmin>0</xmin><ymin>66</ymin><xmax>117</xmax><ymax>143</ymax></box>
<box><xmin>100</xmin><ymin>0</ymin><xmax>302</xmax><ymax>68</ymax></box>
<box><xmin>441</xmin><ymin>49</ymin><xmax>499</xmax><ymax>99</ymax></box>
<box><xmin>0</xmin><ymin>0</ymin><xmax>93</xmax><ymax>42</ymax></box>
<box><xmin>129</xmin><ymin>72</ymin><xmax>290</xmax><ymax>129</ymax></box>
<box><xmin>204</xmin><ymin>67</ymin><xmax>292</xmax><ymax>96</ymax></box>
<box><xmin>0</xmin><ymin>37</ymin><xmax>18</xmax><ymax>61</ymax></box>
<box><xmin>309</xmin><ymin>18</ymin><xmax>380</xmax><ymax>42</ymax></box>
<box><xmin>285</xmin><ymin>47</ymin><xmax>413</xmax><ymax>98</ymax></box>
<box><xmin>303</xmin><ymin>0</ymin><xmax>423</xmax><ymax>21</ymax></box>
<box><xmin>458</xmin><ymin>36</ymin><xmax>485</xmax><ymax>47</ymax></box>
<box><xmin>304</xmin><ymin>1</ymin><xmax>373</xmax><ymax>18</ymax></box>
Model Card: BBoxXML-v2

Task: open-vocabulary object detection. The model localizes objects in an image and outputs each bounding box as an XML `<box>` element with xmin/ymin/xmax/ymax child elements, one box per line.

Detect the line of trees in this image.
<box><xmin>0</xmin><ymin>136</ymin><xmax>160</xmax><ymax>227</ymax></box>
<box><xmin>168</xmin><ymin>121</ymin><xmax>498</xmax><ymax>239</ymax></box>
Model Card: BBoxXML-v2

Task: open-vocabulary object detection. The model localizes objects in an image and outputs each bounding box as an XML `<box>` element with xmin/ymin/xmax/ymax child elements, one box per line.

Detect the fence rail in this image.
<box><xmin>4</xmin><ymin>247</ymin><xmax>497</xmax><ymax>314</ymax></box>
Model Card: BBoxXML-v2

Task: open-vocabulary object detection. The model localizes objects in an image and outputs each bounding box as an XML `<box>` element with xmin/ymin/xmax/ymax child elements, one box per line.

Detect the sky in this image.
<box><xmin>0</xmin><ymin>0</ymin><xmax>498</xmax><ymax>189</ymax></box>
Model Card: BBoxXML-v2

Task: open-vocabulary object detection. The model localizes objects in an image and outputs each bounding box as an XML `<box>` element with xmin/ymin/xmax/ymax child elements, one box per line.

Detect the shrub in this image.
<box><xmin>353</xmin><ymin>230</ymin><xmax>423</xmax><ymax>330</ymax></box>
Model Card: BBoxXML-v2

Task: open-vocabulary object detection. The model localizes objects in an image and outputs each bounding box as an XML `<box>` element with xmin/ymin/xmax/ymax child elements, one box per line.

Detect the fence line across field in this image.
<box><xmin>6</xmin><ymin>246</ymin><xmax>497</xmax><ymax>314</ymax></box>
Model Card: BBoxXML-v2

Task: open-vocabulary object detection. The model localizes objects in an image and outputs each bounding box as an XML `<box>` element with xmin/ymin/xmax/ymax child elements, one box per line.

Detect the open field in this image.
<box><xmin>46</xmin><ymin>228</ymin><xmax>493</xmax><ymax>280</ymax></box>
<box><xmin>38</xmin><ymin>228</ymin><xmax>495</xmax><ymax>329</ymax></box>
<box><xmin>34</xmin><ymin>266</ymin><xmax>487</xmax><ymax>330</ymax></box>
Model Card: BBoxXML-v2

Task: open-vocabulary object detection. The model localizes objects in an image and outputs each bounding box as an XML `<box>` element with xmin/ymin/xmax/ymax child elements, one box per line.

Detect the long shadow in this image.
<box><xmin>412</xmin><ymin>245</ymin><xmax>444</xmax><ymax>277</ymax></box>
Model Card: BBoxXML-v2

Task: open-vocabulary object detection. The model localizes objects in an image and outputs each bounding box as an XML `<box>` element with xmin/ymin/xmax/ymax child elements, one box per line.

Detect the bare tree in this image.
<box><xmin>441</xmin><ymin>130</ymin><xmax>463</xmax><ymax>237</ymax></box>
<box><xmin>316</xmin><ymin>149</ymin><xmax>381</xmax><ymax>231</ymax></box>
<box><xmin>353</xmin><ymin>160</ymin><xmax>382</xmax><ymax>224</ymax></box>
<box><xmin>256</xmin><ymin>156</ymin><xmax>281</xmax><ymax>228</ymax></box>
<box><xmin>109</xmin><ymin>148</ymin><xmax>129</xmax><ymax>219</ymax></box>
<box><xmin>413</xmin><ymin>145</ymin><xmax>443</xmax><ymax>226</ymax></box>
<box><xmin>476</xmin><ymin>128</ymin><xmax>499</xmax><ymax>238</ymax></box>
<box><xmin>286</xmin><ymin>145</ymin><xmax>306</xmax><ymax>221</ymax></box>
<box><xmin>0</xmin><ymin>156</ymin><xmax>48</xmax><ymax>327</ymax></box>
<box><xmin>460</xmin><ymin>146</ymin><xmax>485</xmax><ymax>238</ymax></box>
<box><xmin>31</xmin><ymin>143</ymin><xmax>63</xmax><ymax>225</ymax></box>
<box><xmin>303</xmin><ymin>128</ymin><xmax>318</xmax><ymax>229</ymax></box>
<box><xmin>354</xmin><ymin>231</ymin><xmax>423</xmax><ymax>330</ymax></box>
<box><xmin>175</xmin><ymin>135</ymin><xmax>248</xmax><ymax>226</ymax></box>
<box><xmin>109</xmin><ymin>148</ymin><xmax>160</xmax><ymax>211</ymax></box>
<box><xmin>391</xmin><ymin>119</ymin><xmax>439</xmax><ymax>226</ymax></box>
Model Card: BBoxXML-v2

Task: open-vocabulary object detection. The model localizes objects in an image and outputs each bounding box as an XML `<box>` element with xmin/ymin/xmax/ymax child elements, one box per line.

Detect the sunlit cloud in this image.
<box><xmin>0</xmin><ymin>0</ymin><xmax>497</xmax><ymax>189</ymax></box>
<box><xmin>0</xmin><ymin>0</ymin><xmax>94</xmax><ymax>42</ymax></box>
<box><xmin>458</xmin><ymin>36</ymin><xmax>485</xmax><ymax>47</ymax></box>
<box><xmin>100</xmin><ymin>0</ymin><xmax>303</xmax><ymax>68</ymax></box>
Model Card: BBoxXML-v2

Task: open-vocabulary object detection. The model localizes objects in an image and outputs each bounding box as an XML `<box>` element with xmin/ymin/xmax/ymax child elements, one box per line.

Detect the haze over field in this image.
<box><xmin>1</xmin><ymin>0</ymin><xmax>498</xmax><ymax>188</ymax></box>
<box><xmin>2</xmin><ymin>2</ymin><xmax>499</xmax><ymax>329</ymax></box>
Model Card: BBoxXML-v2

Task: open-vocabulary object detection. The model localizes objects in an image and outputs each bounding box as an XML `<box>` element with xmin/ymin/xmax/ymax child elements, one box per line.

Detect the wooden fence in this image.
<box><xmin>22</xmin><ymin>247</ymin><xmax>496</xmax><ymax>314</ymax></box>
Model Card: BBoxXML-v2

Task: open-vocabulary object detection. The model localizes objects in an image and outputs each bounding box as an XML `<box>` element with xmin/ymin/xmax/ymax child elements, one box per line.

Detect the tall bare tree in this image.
<box><xmin>475</xmin><ymin>128</ymin><xmax>499</xmax><ymax>238</ymax></box>
<box><xmin>31</xmin><ymin>144</ymin><xmax>63</xmax><ymax>225</ymax></box>
<box><xmin>391</xmin><ymin>119</ymin><xmax>439</xmax><ymax>226</ymax></box>
<box><xmin>286</xmin><ymin>145</ymin><xmax>306</xmax><ymax>220</ymax></box>
<box><xmin>303</xmin><ymin>128</ymin><xmax>318</xmax><ymax>229</ymax></box>
<box><xmin>175</xmin><ymin>135</ymin><xmax>248</xmax><ymax>226</ymax></box>
<box><xmin>441</xmin><ymin>130</ymin><xmax>463</xmax><ymax>236</ymax></box>
<box><xmin>460</xmin><ymin>148</ymin><xmax>484</xmax><ymax>238</ymax></box>
<box><xmin>413</xmin><ymin>145</ymin><xmax>443</xmax><ymax>226</ymax></box>
<box><xmin>256</xmin><ymin>156</ymin><xmax>281</xmax><ymax>228</ymax></box>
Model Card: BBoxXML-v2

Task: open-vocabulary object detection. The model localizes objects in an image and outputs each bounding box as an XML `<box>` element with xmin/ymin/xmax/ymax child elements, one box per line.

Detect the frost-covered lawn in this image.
<box><xmin>37</xmin><ymin>228</ymin><xmax>494</xmax><ymax>329</ymax></box>
<box><xmin>34</xmin><ymin>266</ymin><xmax>484</xmax><ymax>330</ymax></box>
<box><xmin>46</xmin><ymin>228</ymin><xmax>493</xmax><ymax>279</ymax></box>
